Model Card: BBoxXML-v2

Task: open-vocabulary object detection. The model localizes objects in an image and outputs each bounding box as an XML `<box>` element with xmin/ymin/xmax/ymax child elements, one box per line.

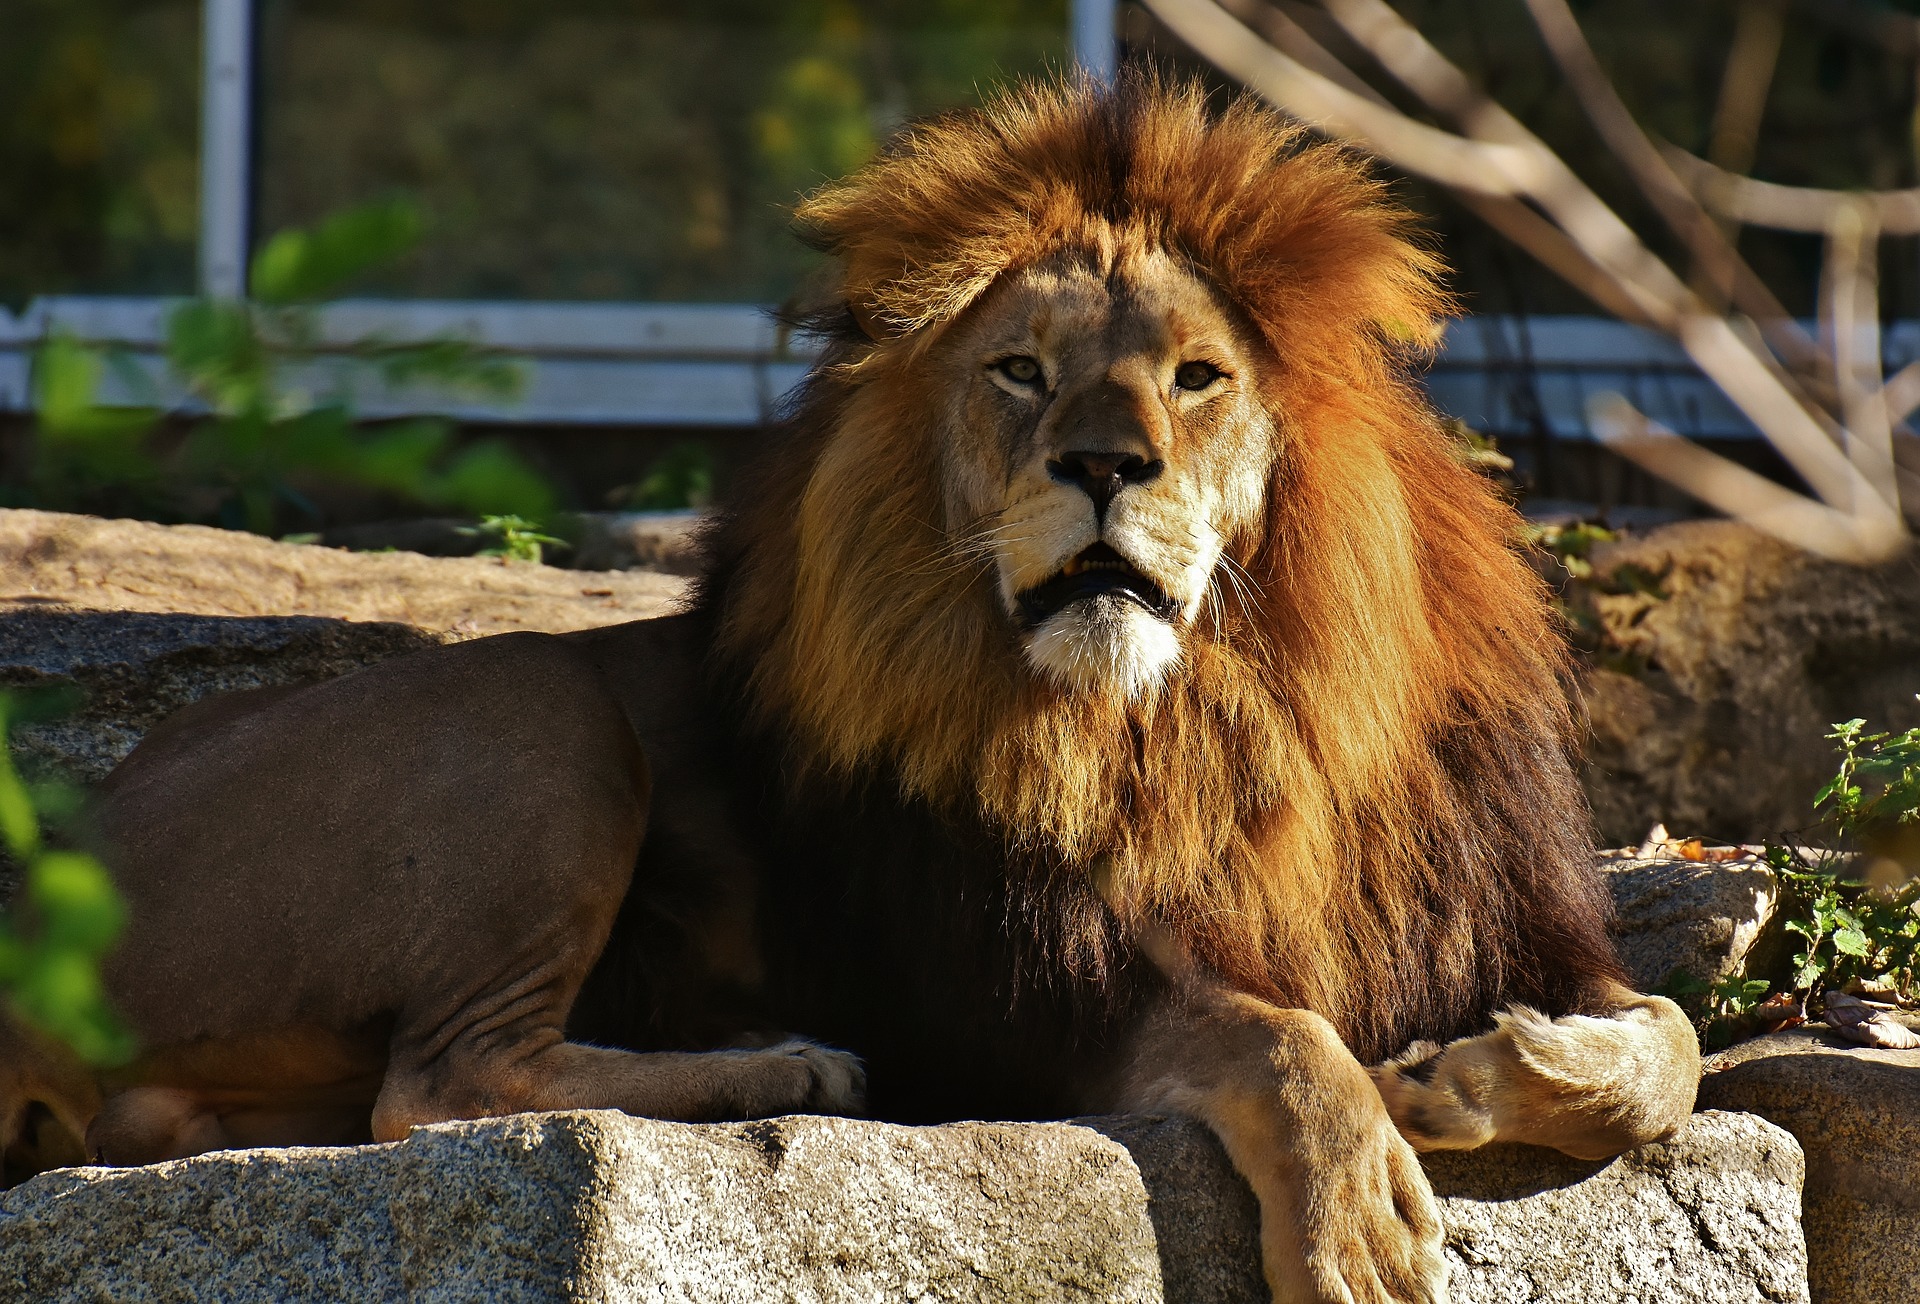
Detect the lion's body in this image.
<box><xmin>2</xmin><ymin>76</ymin><xmax>1700</xmax><ymax>1302</ymax></box>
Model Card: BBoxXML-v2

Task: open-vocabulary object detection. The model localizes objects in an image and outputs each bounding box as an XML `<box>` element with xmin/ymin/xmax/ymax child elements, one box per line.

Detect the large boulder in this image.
<box><xmin>0</xmin><ymin>1110</ymin><xmax>1804</xmax><ymax>1303</ymax></box>
<box><xmin>1580</xmin><ymin>521</ymin><xmax>1920</xmax><ymax>846</ymax></box>
<box><xmin>0</xmin><ymin>507</ymin><xmax>693</xmax><ymax>790</ymax></box>
<box><xmin>0</xmin><ymin>610</ymin><xmax>442</xmax><ymax>786</ymax></box>
<box><xmin>1598</xmin><ymin>851</ymin><xmax>1784</xmax><ymax>992</ymax></box>
<box><xmin>1698</xmin><ymin>1022</ymin><xmax>1920</xmax><ymax>1304</ymax></box>
<box><xmin>0</xmin><ymin>507</ymin><xmax>688</xmax><ymax>634</ymax></box>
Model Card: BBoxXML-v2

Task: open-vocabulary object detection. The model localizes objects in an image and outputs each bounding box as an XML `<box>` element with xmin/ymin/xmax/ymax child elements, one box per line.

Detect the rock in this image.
<box><xmin>0</xmin><ymin>1110</ymin><xmax>1805</xmax><ymax>1303</ymax></box>
<box><xmin>1579</xmin><ymin>520</ymin><xmax>1920</xmax><ymax>846</ymax></box>
<box><xmin>316</xmin><ymin>516</ymin><xmax>489</xmax><ymax>557</ymax></box>
<box><xmin>0</xmin><ymin>610</ymin><xmax>442</xmax><ymax>786</ymax></box>
<box><xmin>562</xmin><ymin>510</ymin><xmax>707</xmax><ymax>574</ymax></box>
<box><xmin>0</xmin><ymin>507</ymin><xmax>693</xmax><ymax>801</ymax></box>
<box><xmin>1598</xmin><ymin>851</ymin><xmax>1784</xmax><ymax>992</ymax></box>
<box><xmin>0</xmin><ymin>507</ymin><xmax>688</xmax><ymax>634</ymax></box>
<box><xmin>1699</xmin><ymin>1022</ymin><xmax>1920</xmax><ymax>1304</ymax></box>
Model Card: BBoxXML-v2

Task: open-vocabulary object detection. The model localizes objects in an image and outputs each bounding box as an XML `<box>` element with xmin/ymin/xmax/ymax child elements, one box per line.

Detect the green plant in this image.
<box><xmin>1767</xmin><ymin>716</ymin><xmax>1920</xmax><ymax>1002</ymax></box>
<box><xmin>623</xmin><ymin>441</ymin><xmax>717</xmax><ymax>511</ymax></box>
<box><xmin>0</xmin><ymin>693</ymin><xmax>134</xmax><ymax>1066</ymax></box>
<box><xmin>469</xmin><ymin>514</ymin><xmax>567</xmax><ymax>565</ymax></box>
<box><xmin>26</xmin><ymin>198</ymin><xmax>554</xmax><ymax>537</ymax></box>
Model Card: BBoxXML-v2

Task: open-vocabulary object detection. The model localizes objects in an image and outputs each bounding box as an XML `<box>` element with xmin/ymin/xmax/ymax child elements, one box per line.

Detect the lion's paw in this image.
<box><xmin>767</xmin><ymin>1039</ymin><xmax>868</xmax><ymax>1116</ymax></box>
<box><xmin>1269</xmin><ymin>1121</ymin><xmax>1448</xmax><ymax>1304</ymax></box>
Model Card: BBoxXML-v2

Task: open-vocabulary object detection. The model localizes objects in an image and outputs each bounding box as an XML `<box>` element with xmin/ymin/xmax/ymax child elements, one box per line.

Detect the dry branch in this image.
<box><xmin>1141</xmin><ymin>0</ymin><xmax>1910</xmax><ymax>561</ymax></box>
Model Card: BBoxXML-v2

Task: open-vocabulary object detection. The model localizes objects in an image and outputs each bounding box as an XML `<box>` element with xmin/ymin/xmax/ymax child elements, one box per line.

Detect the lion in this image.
<box><xmin>1</xmin><ymin>75</ymin><xmax>1699</xmax><ymax>1303</ymax></box>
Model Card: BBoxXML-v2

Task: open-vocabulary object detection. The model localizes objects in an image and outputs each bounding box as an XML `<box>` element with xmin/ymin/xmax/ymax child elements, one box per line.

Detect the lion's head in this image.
<box><xmin>708</xmin><ymin>74</ymin><xmax>1618</xmax><ymax>1056</ymax></box>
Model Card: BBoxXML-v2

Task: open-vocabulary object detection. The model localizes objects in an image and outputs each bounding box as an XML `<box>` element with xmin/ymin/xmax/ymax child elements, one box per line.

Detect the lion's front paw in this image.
<box><xmin>1266</xmin><ymin>1119</ymin><xmax>1447</xmax><ymax>1304</ymax></box>
<box><xmin>768</xmin><ymin>1039</ymin><xmax>868</xmax><ymax>1116</ymax></box>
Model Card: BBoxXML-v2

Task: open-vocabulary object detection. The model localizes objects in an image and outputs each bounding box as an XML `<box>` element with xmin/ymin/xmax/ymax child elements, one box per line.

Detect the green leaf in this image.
<box><xmin>251</xmin><ymin>198</ymin><xmax>423</xmax><ymax>305</ymax></box>
<box><xmin>29</xmin><ymin>852</ymin><xmax>126</xmax><ymax>952</ymax></box>
<box><xmin>166</xmin><ymin>299</ymin><xmax>269</xmax><ymax>415</ymax></box>
<box><xmin>1833</xmin><ymin>927</ymin><xmax>1872</xmax><ymax>957</ymax></box>
<box><xmin>426</xmin><ymin>440</ymin><xmax>555</xmax><ymax>518</ymax></box>
<box><xmin>33</xmin><ymin>336</ymin><xmax>158</xmax><ymax>445</ymax></box>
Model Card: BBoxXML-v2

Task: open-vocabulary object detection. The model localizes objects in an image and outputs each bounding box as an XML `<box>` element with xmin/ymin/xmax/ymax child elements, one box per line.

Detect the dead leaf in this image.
<box><xmin>1823</xmin><ymin>991</ymin><xmax>1920</xmax><ymax>1050</ymax></box>
<box><xmin>580</xmin><ymin>588</ymin><xmax>614</xmax><ymax>597</ymax></box>
<box><xmin>1746</xmin><ymin>992</ymin><xmax>1806</xmax><ymax>1036</ymax></box>
<box><xmin>1674</xmin><ymin>837</ymin><xmax>1706</xmax><ymax>861</ymax></box>
<box><xmin>1636</xmin><ymin>822</ymin><xmax>1671</xmax><ymax>858</ymax></box>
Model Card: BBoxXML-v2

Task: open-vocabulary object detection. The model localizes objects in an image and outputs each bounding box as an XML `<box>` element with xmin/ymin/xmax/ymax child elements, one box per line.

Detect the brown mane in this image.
<box><xmin>704</xmin><ymin>72</ymin><xmax>1620</xmax><ymax>1061</ymax></box>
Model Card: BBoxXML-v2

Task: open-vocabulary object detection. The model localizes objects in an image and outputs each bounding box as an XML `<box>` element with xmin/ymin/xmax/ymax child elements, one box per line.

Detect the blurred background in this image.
<box><xmin>7</xmin><ymin>0</ymin><xmax>1920</xmax><ymax>526</ymax></box>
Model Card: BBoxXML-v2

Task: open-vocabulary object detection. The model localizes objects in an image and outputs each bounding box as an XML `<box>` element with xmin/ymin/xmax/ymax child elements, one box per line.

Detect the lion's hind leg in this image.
<box><xmin>1371</xmin><ymin>985</ymin><xmax>1700</xmax><ymax>1162</ymax></box>
<box><xmin>370</xmin><ymin>1037</ymin><xmax>865</xmax><ymax>1142</ymax></box>
<box><xmin>0</xmin><ymin>1011</ymin><xmax>100</xmax><ymax>1182</ymax></box>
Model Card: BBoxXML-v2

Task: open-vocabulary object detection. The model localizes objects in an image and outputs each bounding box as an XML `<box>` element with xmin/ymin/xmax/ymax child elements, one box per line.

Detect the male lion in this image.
<box><xmin>4</xmin><ymin>76</ymin><xmax>1699</xmax><ymax>1303</ymax></box>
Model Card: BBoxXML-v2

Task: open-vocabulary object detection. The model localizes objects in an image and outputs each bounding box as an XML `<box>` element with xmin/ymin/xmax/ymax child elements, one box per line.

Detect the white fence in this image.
<box><xmin>4</xmin><ymin>299</ymin><xmax>1910</xmax><ymax>440</ymax></box>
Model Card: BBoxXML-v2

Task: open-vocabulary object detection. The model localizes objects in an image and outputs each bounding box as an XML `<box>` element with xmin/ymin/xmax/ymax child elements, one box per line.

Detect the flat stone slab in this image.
<box><xmin>0</xmin><ymin>507</ymin><xmax>687</xmax><ymax>634</ymax></box>
<box><xmin>1700</xmin><ymin>1023</ymin><xmax>1920</xmax><ymax>1304</ymax></box>
<box><xmin>0</xmin><ymin>1110</ymin><xmax>1804</xmax><ymax>1303</ymax></box>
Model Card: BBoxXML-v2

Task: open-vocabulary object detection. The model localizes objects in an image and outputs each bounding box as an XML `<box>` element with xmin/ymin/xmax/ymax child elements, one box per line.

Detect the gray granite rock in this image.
<box><xmin>0</xmin><ymin>609</ymin><xmax>443</xmax><ymax>786</ymax></box>
<box><xmin>1700</xmin><ymin>1023</ymin><xmax>1920</xmax><ymax>1304</ymax></box>
<box><xmin>1599</xmin><ymin>852</ymin><xmax>1784</xmax><ymax>992</ymax></box>
<box><xmin>0</xmin><ymin>1110</ymin><xmax>1805</xmax><ymax>1303</ymax></box>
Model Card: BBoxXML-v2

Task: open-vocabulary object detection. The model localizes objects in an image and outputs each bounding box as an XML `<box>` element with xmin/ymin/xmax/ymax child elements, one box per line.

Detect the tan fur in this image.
<box><xmin>711</xmin><ymin>72</ymin><xmax>1612</xmax><ymax>1055</ymax></box>
<box><xmin>1373</xmin><ymin>984</ymin><xmax>1701</xmax><ymax>1161</ymax></box>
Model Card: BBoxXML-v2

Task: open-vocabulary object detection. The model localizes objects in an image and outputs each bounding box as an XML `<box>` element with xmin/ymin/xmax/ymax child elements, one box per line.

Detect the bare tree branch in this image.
<box><xmin>1589</xmin><ymin>393</ymin><xmax>1904</xmax><ymax>562</ymax></box>
<box><xmin>1140</xmin><ymin>0</ymin><xmax>1909</xmax><ymax>559</ymax></box>
<box><xmin>1518</xmin><ymin>0</ymin><xmax>1818</xmax><ymax>369</ymax></box>
<box><xmin>1665</xmin><ymin>147</ymin><xmax>1920</xmax><ymax>235</ymax></box>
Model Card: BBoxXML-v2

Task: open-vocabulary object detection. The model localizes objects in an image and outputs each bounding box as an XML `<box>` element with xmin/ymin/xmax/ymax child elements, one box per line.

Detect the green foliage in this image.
<box><xmin>623</xmin><ymin>441</ymin><xmax>717</xmax><ymax>511</ymax></box>
<box><xmin>0</xmin><ymin>693</ymin><xmax>134</xmax><ymax>1067</ymax></box>
<box><xmin>26</xmin><ymin>199</ymin><xmax>553</xmax><ymax>537</ymax></box>
<box><xmin>1661</xmin><ymin>712</ymin><xmax>1920</xmax><ymax>1047</ymax></box>
<box><xmin>250</xmin><ymin>198</ymin><xmax>423</xmax><ymax>306</ymax></box>
<box><xmin>1525</xmin><ymin>520</ymin><xmax>1616</xmax><ymax>582</ymax></box>
<box><xmin>1763</xmin><ymin>716</ymin><xmax>1920</xmax><ymax>1004</ymax></box>
<box><xmin>1814</xmin><ymin>717</ymin><xmax>1920</xmax><ymax>840</ymax></box>
<box><xmin>468</xmin><ymin>514</ymin><xmax>568</xmax><ymax>565</ymax></box>
<box><xmin>1654</xmin><ymin>968</ymin><xmax>1776</xmax><ymax>1049</ymax></box>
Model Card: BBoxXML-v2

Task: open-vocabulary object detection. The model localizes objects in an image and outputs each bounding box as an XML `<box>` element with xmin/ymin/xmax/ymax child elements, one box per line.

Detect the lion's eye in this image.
<box><xmin>1174</xmin><ymin>361</ymin><xmax>1223</xmax><ymax>392</ymax></box>
<box><xmin>995</xmin><ymin>355</ymin><xmax>1044</xmax><ymax>387</ymax></box>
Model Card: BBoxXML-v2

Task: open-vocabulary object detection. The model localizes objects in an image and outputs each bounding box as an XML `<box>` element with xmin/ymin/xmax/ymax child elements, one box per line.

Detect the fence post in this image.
<box><xmin>199</xmin><ymin>0</ymin><xmax>255</xmax><ymax>299</ymax></box>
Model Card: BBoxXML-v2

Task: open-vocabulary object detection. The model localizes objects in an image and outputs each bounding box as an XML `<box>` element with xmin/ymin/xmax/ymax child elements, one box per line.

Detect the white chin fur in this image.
<box><xmin>1024</xmin><ymin>596</ymin><xmax>1181</xmax><ymax>697</ymax></box>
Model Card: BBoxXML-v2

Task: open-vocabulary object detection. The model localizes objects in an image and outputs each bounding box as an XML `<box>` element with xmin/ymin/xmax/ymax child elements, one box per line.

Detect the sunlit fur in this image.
<box><xmin>705</xmin><ymin>72</ymin><xmax>1620</xmax><ymax>1063</ymax></box>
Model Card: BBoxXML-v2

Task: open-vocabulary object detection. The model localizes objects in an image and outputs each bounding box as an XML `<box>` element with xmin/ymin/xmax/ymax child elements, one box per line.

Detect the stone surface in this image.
<box><xmin>0</xmin><ymin>609</ymin><xmax>443</xmax><ymax>786</ymax></box>
<box><xmin>564</xmin><ymin>510</ymin><xmax>707</xmax><ymax>575</ymax></box>
<box><xmin>0</xmin><ymin>1110</ymin><xmax>1804</xmax><ymax>1303</ymax></box>
<box><xmin>0</xmin><ymin>507</ymin><xmax>688</xmax><ymax>635</ymax></box>
<box><xmin>1699</xmin><ymin>1022</ymin><xmax>1920</xmax><ymax>1304</ymax></box>
<box><xmin>1599</xmin><ymin>851</ymin><xmax>1784</xmax><ymax>992</ymax></box>
<box><xmin>0</xmin><ymin>507</ymin><xmax>693</xmax><ymax>794</ymax></box>
<box><xmin>1580</xmin><ymin>520</ymin><xmax>1920</xmax><ymax>845</ymax></box>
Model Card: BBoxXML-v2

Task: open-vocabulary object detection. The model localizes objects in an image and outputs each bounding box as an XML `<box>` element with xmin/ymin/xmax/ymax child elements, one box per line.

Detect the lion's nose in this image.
<box><xmin>1047</xmin><ymin>450</ymin><xmax>1164</xmax><ymax>522</ymax></box>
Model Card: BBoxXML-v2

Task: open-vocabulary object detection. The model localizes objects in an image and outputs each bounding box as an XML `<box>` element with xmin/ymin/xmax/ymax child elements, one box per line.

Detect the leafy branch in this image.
<box><xmin>0</xmin><ymin>693</ymin><xmax>134</xmax><ymax>1067</ymax></box>
<box><xmin>25</xmin><ymin>199</ymin><xmax>554</xmax><ymax>539</ymax></box>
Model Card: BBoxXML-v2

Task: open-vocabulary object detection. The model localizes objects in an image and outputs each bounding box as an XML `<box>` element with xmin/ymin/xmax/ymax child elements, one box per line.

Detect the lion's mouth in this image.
<box><xmin>1015</xmin><ymin>543</ymin><xmax>1179</xmax><ymax>626</ymax></box>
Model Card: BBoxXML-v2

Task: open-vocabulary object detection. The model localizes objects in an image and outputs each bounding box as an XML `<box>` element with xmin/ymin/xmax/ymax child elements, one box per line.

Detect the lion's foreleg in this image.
<box><xmin>1370</xmin><ymin>984</ymin><xmax>1700</xmax><ymax>1162</ymax></box>
<box><xmin>1119</xmin><ymin>986</ymin><xmax>1446</xmax><ymax>1304</ymax></box>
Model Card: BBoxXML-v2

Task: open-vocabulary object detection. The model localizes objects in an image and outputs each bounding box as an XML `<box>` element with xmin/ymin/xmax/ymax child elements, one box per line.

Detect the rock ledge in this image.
<box><xmin>0</xmin><ymin>1110</ymin><xmax>1804</xmax><ymax>1303</ymax></box>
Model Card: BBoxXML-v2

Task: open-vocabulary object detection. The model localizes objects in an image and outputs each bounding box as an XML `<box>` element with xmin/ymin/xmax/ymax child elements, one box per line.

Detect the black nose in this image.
<box><xmin>1047</xmin><ymin>450</ymin><xmax>1163</xmax><ymax>520</ymax></box>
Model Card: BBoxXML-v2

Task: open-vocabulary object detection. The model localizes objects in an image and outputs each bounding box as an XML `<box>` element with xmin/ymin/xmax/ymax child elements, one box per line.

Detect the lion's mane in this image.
<box><xmin>704</xmin><ymin>73</ymin><xmax>1622</xmax><ymax>1062</ymax></box>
